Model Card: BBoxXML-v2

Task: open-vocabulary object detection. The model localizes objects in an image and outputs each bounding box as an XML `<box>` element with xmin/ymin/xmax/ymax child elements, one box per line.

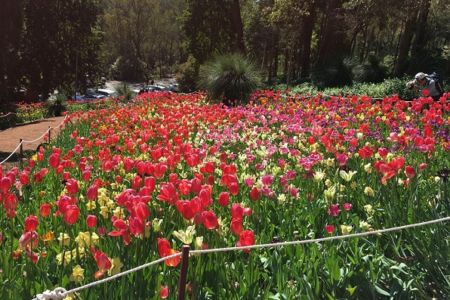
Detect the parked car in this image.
<box><xmin>96</xmin><ymin>88</ymin><xmax>117</xmax><ymax>97</ymax></box>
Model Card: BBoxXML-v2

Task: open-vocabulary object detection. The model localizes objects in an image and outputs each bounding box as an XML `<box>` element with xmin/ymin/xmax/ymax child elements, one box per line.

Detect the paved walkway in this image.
<box><xmin>0</xmin><ymin>116</ymin><xmax>66</xmax><ymax>163</ymax></box>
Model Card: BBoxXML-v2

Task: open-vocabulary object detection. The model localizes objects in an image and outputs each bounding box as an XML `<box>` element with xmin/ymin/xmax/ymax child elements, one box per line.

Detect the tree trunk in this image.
<box><xmin>411</xmin><ymin>0</ymin><xmax>430</xmax><ymax>58</ymax></box>
<box><xmin>316</xmin><ymin>0</ymin><xmax>346</xmax><ymax>64</ymax></box>
<box><xmin>300</xmin><ymin>4</ymin><xmax>315</xmax><ymax>78</ymax></box>
<box><xmin>229</xmin><ymin>0</ymin><xmax>246</xmax><ymax>54</ymax></box>
<box><xmin>394</xmin><ymin>7</ymin><xmax>418</xmax><ymax>76</ymax></box>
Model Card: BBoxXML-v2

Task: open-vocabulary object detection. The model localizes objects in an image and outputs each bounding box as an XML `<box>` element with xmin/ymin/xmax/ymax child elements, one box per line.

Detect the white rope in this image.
<box><xmin>34</xmin><ymin>216</ymin><xmax>450</xmax><ymax>299</ymax></box>
<box><xmin>21</xmin><ymin>128</ymin><xmax>51</xmax><ymax>144</ymax></box>
<box><xmin>51</xmin><ymin>115</ymin><xmax>69</xmax><ymax>130</ymax></box>
<box><xmin>0</xmin><ymin>115</ymin><xmax>68</xmax><ymax>165</ymax></box>
<box><xmin>33</xmin><ymin>287</ymin><xmax>67</xmax><ymax>300</ymax></box>
<box><xmin>0</xmin><ymin>112</ymin><xmax>16</xmax><ymax>119</ymax></box>
<box><xmin>35</xmin><ymin>252</ymin><xmax>182</xmax><ymax>299</ymax></box>
<box><xmin>190</xmin><ymin>215</ymin><xmax>450</xmax><ymax>254</ymax></box>
<box><xmin>0</xmin><ymin>141</ymin><xmax>23</xmax><ymax>165</ymax></box>
<box><xmin>20</xmin><ymin>115</ymin><xmax>68</xmax><ymax>144</ymax></box>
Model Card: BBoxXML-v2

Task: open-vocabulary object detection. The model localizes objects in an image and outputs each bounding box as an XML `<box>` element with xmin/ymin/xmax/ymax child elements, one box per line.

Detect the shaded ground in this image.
<box><xmin>0</xmin><ymin>116</ymin><xmax>66</xmax><ymax>164</ymax></box>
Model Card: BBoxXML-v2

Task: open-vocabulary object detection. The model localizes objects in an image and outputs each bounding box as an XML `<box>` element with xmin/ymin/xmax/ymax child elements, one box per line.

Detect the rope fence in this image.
<box><xmin>0</xmin><ymin>112</ymin><xmax>17</xmax><ymax>119</ymax></box>
<box><xmin>0</xmin><ymin>115</ymin><xmax>68</xmax><ymax>165</ymax></box>
<box><xmin>33</xmin><ymin>215</ymin><xmax>450</xmax><ymax>300</ymax></box>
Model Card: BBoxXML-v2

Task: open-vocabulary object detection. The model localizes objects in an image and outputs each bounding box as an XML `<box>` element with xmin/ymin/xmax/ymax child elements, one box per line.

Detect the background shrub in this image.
<box><xmin>198</xmin><ymin>54</ymin><xmax>261</xmax><ymax>105</ymax></box>
<box><xmin>177</xmin><ymin>55</ymin><xmax>200</xmax><ymax>93</ymax></box>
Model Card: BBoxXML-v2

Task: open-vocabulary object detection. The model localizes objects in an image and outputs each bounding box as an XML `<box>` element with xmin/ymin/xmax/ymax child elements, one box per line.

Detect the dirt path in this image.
<box><xmin>0</xmin><ymin>116</ymin><xmax>66</xmax><ymax>164</ymax></box>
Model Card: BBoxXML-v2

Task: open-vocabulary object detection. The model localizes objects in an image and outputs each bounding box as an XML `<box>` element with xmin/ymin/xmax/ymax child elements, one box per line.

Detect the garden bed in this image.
<box><xmin>0</xmin><ymin>92</ymin><xmax>449</xmax><ymax>299</ymax></box>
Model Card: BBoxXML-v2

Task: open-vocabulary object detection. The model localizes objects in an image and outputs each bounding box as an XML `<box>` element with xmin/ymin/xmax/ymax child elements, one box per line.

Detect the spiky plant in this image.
<box><xmin>198</xmin><ymin>54</ymin><xmax>261</xmax><ymax>106</ymax></box>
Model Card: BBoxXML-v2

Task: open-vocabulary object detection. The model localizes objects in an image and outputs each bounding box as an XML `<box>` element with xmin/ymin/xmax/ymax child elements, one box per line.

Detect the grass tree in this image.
<box><xmin>198</xmin><ymin>54</ymin><xmax>261</xmax><ymax>106</ymax></box>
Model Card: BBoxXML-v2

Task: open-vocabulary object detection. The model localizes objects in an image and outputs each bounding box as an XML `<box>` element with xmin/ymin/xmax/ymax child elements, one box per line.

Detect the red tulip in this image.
<box><xmin>24</xmin><ymin>215</ymin><xmax>39</xmax><ymax>232</ymax></box>
<box><xmin>87</xmin><ymin>184</ymin><xmax>98</xmax><ymax>201</ymax></box>
<box><xmin>218</xmin><ymin>192</ymin><xmax>229</xmax><ymax>207</ymax></box>
<box><xmin>86</xmin><ymin>215</ymin><xmax>97</xmax><ymax>228</ymax></box>
<box><xmin>128</xmin><ymin>216</ymin><xmax>145</xmax><ymax>236</ymax></box>
<box><xmin>144</xmin><ymin>176</ymin><xmax>156</xmax><ymax>192</ymax></box>
<box><xmin>328</xmin><ymin>204</ymin><xmax>340</xmax><ymax>217</ymax></box>
<box><xmin>1</xmin><ymin>176</ymin><xmax>12</xmax><ymax>193</ymax></box>
<box><xmin>343</xmin><ymin>203</ymin><xmax>352</xmax><ymax>211</ymax></box>
<box><xmin>325</xmin><ymin>224</ymin><xmax>335</xmax><ymax>234</ymax></box>
<box><xmin>19</xmin><ymin>231</ymin><xmax>39</xmax><ymax>251</ymax></box>
<box><xmin>48</xmin><ymin>153</ymin><xmax>60</xmax><ymax>169</ymax></box>
<box><xmin>65</xmin><ymin>179</ymin><xmax>79</xmax><ymax>195</ymax></box>
<box><xmin>178</xmin><ymin>180</ymin><xmax>191</xmax><ymax>196</ymax></box>
<box><xmin>201</xmin><ymin>210</ymin><xmax>218</xmax><ymax>230</ymax></box>
<box><xmin>199</xmin><ymin>187</ymin><xmax>212</xmax><ymax>208</ymax></box>
<box><xmin>133</xmin><ymin>202</ymin><xmax>150</xmax><ymax>220</ymax></box>
<box><xmin>91</xmin><ymin>247</ymin><xmax>112</xmax><ymax>272</ymax></box>
<box><xmin>157</xmin><ymin>238</ymin><xmax>171</xmax><ymax>257</ymax></box>
<box><xmin>160</xmin><ymin>286</ymin><xmax>169</xmax><ymax>299</ymax></box>
<box><xmin>157</xmin><ymin>183</ymin><xmax>179</xmax><ymax>205</ymax></box>
<box><xmin>405</xmin><ymin>166</ymin><xmax>415</xmax><ymax>178</ymax></box>
<box><xmin>229</xmin><ymin>182</ymin><xmax>239</xmax><ymax>196</ymax></box>
<box><xmin>230</xmin><ymin>218</ymin><xmax>243</xmax><ymax>235</ymax></box>
<box><xmin>19</xmin><ymin>172</ymin><xmax>29</xmax><ymax>185</ymax></box>
<box><xmin>190</xmin><ymin>178</ymin><xmax>202</xmax><ymax>194</ymax></box>
<box><xmin>237</xmin><ymin>230</ymin><xmax>255</xmax><ymax>253</ymax></box>
<box><xmin>82</xmin><ymin>170</ymin><xmax>92</xmax><ymax>181</ymax></box>
<box><xmin>231</xmin><ymin>203</ymin><xmax>244</xmax><ymax>219</ymax></box>
<box><xmin>64</xmin><ymin>205</ymin><xmax>80</xmax><ymax>225</ymax></box>
<box><xmin>249</xmin><ymin>187</ymin><xmax>261</xmax><ymax>201</ymax></box>
<box><xmin>40</xmin><ymin>203</ymin><xmax>52</xmax><ymax>217</ymax></box>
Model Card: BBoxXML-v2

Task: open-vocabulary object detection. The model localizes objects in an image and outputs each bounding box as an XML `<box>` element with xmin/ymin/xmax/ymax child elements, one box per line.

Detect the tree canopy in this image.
<box><xmin>1</xmin><ymin>0</ymin><xmax>448</xmax><ymax>104</ymax></box>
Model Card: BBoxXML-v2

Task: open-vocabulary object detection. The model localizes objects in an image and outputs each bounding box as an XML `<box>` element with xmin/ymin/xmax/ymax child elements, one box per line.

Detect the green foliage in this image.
<box><xmin>273</xmin><ymin>77</ymin><xmax>423</xmax><ymax>99</ymax></box>
<box><xmin>351</xmin><ymin>55</ymin><xmax>387</xmax><ymax>84</ymax></box>
<box><xmin>22</xmin><ymin>0</ymin><xmax>103</xmax><ymax>100</ymax></box>
<box><xmin>198</xmin><ymin>54</ymin><xmax>261</xmax><ymax>105</ymax></box>
<box><xmin>311</xmin><ymin>60</ymin><xmax>353</xmax><ymax>89</ymax></box>
<box><xmin>116</xmin><ymin>84</ymin><xmax>135</xmax><ymax>103</ymax></box>
<box><xmin>45</xmin><ymin>94</ymin><xmax>67</xmax><ymax>117</ymax></box>
<box><xmin>176</xmin><ymin>55</ymin><xmax>200</xmax><ymax>92</ymax></box>
<box><xmin>102</xmin><ymin>0</ymin><xmax>185</xmax><ymax>81</ymax></box>
<box><xmin>182</xmin><ymin>0</ymin><xmax>237</xmax><ymax>63</ymax></box>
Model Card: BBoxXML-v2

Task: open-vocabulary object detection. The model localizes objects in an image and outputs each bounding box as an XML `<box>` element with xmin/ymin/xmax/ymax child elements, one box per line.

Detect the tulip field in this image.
<box><xmin>1</xmin><ymin>92</ymin><xmax>449</xmax><ymax>299</ymax></box>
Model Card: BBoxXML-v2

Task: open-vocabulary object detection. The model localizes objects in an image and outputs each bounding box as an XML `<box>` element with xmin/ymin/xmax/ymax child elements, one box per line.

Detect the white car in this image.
<box><xmin>96</xmin><ymin>88</ymin><xmax>117</xmax><ymax>97</ymax></box>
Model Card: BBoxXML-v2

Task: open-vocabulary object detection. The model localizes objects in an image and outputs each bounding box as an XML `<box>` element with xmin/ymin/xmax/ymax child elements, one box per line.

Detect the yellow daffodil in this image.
<box><xmin>340</xmin><ymin>225</ymin><xmax>353</xmax><ymax>235</ymax></box>
<box><xmin>58</xmin><ymin>233</ymin><xmax>70</xmax><ymax>247</ymax></box>
<box><xmin>173</xmin><ymin>226</ymin><xmax>196</xmax><ymax>245</ymax></box>
<box><xmin>364</xmin><ymin>186</ymin><xmax>375</xmax><ymax>197</ymax></box>
<box><xmin>70</xmin><ymin>265</ymin><xmax>84</xmax><ymax>283</ymax></box>
<box><xmin>108</xmin><ymin>257</ymin><xmax>123</xmax><ymax>276</ymax></box>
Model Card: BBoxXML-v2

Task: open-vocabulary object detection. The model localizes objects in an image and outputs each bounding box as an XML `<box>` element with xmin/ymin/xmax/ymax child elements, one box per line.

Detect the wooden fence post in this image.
<box><xmin>48</xmin><ymin>126</ymin><xmax>52</xmax><ymax>141</ymax></box>
<box><xmin>19</xmin><ymin>139</ymin><xmax>23</xmax><ymax>167</ymax></box>
<box><xmin>177</xmin><ymin>245</ymin><xmax>190</xmax><ymax>300</ymax></box>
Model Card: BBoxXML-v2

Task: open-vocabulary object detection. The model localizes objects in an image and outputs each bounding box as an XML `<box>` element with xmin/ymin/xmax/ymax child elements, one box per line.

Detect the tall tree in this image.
<box><xmin>230</xmin><ymin>0</ymin><xmax>246</xmax><ymax>54</ymax></box>
<box><xmin>394</xmin><ymin>2</ymin><xmax>419</xmax><ymax>76</ymax></box>
<box><xmin>23</xmin><ymin>0</ymin><xmax>102</xmax><ymax>99</ymax></box>
<box><xmin>0</xmin><ymin>0</ymin><xmax>23</xmax><ymax>105</ymax></box>
<box><xmin>102</xmin><ymin>0</ymin><xmax>184</xmax><ymax>81</ymax></box>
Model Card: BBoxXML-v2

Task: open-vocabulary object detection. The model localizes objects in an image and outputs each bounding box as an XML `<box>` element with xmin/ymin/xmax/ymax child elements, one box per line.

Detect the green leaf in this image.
<box><xmin>374</xmin><ymin>284</ymin><xmax>391</xmax><ymax>296</ymax></box>
<box><xmin>346</xmin><ymin>285</ymin><xmax>357</xmax><ymax>296</ymax></box>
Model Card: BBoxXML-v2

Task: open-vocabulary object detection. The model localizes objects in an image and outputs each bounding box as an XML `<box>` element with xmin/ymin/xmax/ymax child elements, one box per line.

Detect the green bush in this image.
<box><xmin>46</xmin><ymin>94</ymin><xmax>67</xmax><ymax>117</ymax></box>
<box><xmin>198</xmin><ymin>54</ymin><xmax>261</xmax><ymax>105</ymax></box>
<box><xmin>271</xmin><ymin>77</ymin><xmax>426</xmax><ymax>100</ymax></box>
<box><xmin>352</xmin><ymin>55</ymin><xmax>386</xmax><ymax>83</ymax></box>
<box><xmin>176</xmin><ymin>55</ymin><xmax>200</xmax><ymax>93</ymax></box>
<box><xmin>116</xmin><ymin>84</ymin><xmax>134</xmax><ymax>103</ymax></box>
<box><xmin>311</xmin><ymin>60</ymin><xmax>353</xmax><ymax>88</ymax></box>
